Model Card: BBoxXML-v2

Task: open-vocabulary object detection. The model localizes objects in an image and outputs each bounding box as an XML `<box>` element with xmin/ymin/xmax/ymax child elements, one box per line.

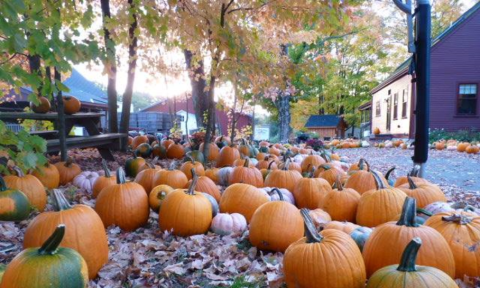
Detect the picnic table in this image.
<box><xmin>0</xmin><ymin>112</ymin><xmax>125</xmax><ymax>161</ymax></box>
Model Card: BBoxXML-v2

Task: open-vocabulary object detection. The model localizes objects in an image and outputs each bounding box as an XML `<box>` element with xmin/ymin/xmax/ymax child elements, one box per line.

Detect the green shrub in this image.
<box><xmin>429</xmin><ymin>128</ymin><xmax>480</xmax><ymax>143</ymax></box>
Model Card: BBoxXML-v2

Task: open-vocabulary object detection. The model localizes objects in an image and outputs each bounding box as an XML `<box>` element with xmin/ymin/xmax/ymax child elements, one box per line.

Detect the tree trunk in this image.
<box><xmin>101</xmin><ymin>0</ymin><xmax>118</xmax><ymax>133</ymax></box>
<box><xmin>184</xmin><ymin>49</ymin><xmax>209</xmax><ymax>128</ymax></box>
<box><xmin>251</xmin><ymin>99</ymin><xmax>256</xmax><ymax>141</ymax></box>
<box><xmin>203</xmin><ymin>77</ymin><xmax>216</xmax><ymax>161</ymax></box>
<box><xmin>230</xmin><ymin>77</ymin><xmax>238</xmax><ymax>144</ymax></box>
<box><xmin>119</xmin><ymin>0</ymin><xmax>138</xmax><ymax>150</ymax></box>
<box><xmin>28</xmin><ymin>54</ymin><xmax>42</xmax><ymax>96</ymax></box>
<box><xmin>276</xmin><ymin>93</ymin><xmax>291</xmax><ymax>143</ymax></box>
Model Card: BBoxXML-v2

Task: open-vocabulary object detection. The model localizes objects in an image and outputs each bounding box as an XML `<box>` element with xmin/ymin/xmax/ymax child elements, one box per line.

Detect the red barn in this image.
<box><xmin>141</xmin><ymin>97</ymin><xmax>252</xmax><ymax>136</ymax></box>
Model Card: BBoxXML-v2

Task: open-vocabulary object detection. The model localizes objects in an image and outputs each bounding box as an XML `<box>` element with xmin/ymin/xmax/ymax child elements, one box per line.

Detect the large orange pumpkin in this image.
<box><xmin>315</xmin><ymin>163</ymin><xmax>345</xmax><ymax>186</ymax></box>
<box><xmin>356</xmin><ymin>171</ymin><xmax>408</xmax><ymax>227</ymax></box>
<box><xmin>362</xmin><ymin>197</ymin><xmax>455</xmax><ymax>278</ymax></box>
<box><xmin>32</xmin><ymin>162</ymin><xmax>60</xmax><ymax>189</ymax></box>
<box><xmin>283</xmin><ymin>209</ymin><xmax>366</xmax><ymax>288</ymax></box>
<box><xmin>63</xmin><ymin>96</ymin><xmax>81</xmax><ymax>114</ymax></box>
<box><xmin>92</xmin><ymin>160</ymin><xmax>117</xmax><ymax>198</ymax></box>
<box><xmin>95</xmin><ymin>167</ymin><xmax>149</xmax><ymax>231</ymax></box>
<box><xmin>293</xmin><ymin>176</ymin><xmax>332</xmax><ymax>209</ymax></box>
<box><xmin>152</xmin><ymin>162</ymin><xmax>188</xmax><ymax>189</ymax></box>
<box><xmin>216</xmin><ymin>145</ymin><xmax>241</xmax><ymax>167</ymax></box>
<box><xmin>54</xmin><ymin>157</ymin><xmax>82</xmax><ymax>186</ymax></box>
<box><xmin>300</xmin><ymin>154</ymin><xmax>325</xmax><ymax>173</ymax></box>
<box><xmin>159</xmin><ymin>170</ymin><xmax>213</xmax><ymax>236</ymax></box>
<box><xmin>397</xmin><ymin>176</ymin><xmax>447</xmax><ymax>208</ymax></box>
<box><xmin>322</xmin><ymin>177</ymin><xmax>360</xmax><ymax>222</ymax></box>
<box><xmin>23</xmin><ymin>189</ymin><xmax>108</xmax><ymax>279</ymax></box>
<box><xmin>219</xmin><ymin>183</ymin><xmax>269</xmax><ymax>222</ymax></box>
<box><xmin>425</xmin><ymin>210</ymin><xmax>480</xmax><ymax>278</ymax></box>
<box><xmin>249</xmin><ymin>189</ymin><xmax>304</xmax><ymax>252</ymax></box>
<box><xmin>264</xmin><ymin>160</ymin><xmax>302</xmax><ymax>192</ymax></box>
<box><xmin>229</xmin><ymin>158</ymin><xmax>264</xmax><ymax>187</ymax></box>
<box><xmin>345</xmin><ymin>165</ymin><xmax>388</xmax><ymax>195</ymax></box>
<box><xmin>4</xmin><ymin>167</ymin><xmax>47</xmax><ymax>212</ymax></box>
<box><xmin>457</xmin><ymin>142</ymin><xmax>470</xmax><ymax>152</ymax></box>
<box><xmin>466</xmin><ymin>145</ymin><xmax>480</xmax><ymax>154</ymax></box>
<box><xmin>132</xmin><ymin>135</ymin><xmax>148</xmax><ymax>149</ymax></box>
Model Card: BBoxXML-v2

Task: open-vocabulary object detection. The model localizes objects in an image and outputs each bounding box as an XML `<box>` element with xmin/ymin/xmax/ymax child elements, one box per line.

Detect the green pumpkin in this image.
<box><xmin>135</xmin><ymin>143</ymin><xmax>152</xmax><ymax>158</ymax></box>
<box><xmin>216</xmin><ymin>136</ymin><xmax>228</xmax><ymax>149</ymax></box>
<box><xmin>350</xmin><ymin>226</ymin><xmax>373</xmax><ymax>252</ymax></box>
<box><xmin>0</xmin><ymin>176</ymin><xmax>30</xmax><ymax>222</ymax></box>
<box><xmin>1</xmin><ymin>225</ymin><xmax>88</xmax><ymax>288</ymax></box>
<box><xmin>202</xmin><ymin>192</ymin><xmax>219</xmax><ymax>217</ymax></box>
<box><xmin>186</xmin><ymin>150</ymin><xmax>205</xmax><ymax>164</ymax></box>
<box><xmin>259</xmin><ymin>146</ymin><xmax>269</xmax><ymax>153</ymax></box>
<box><xmin>125</xmin><ymin>156</ymin><xmax>146</xmax><ymax>178</ymax></box>
<box><xmin>152</xmin><ymin>144</ymin><xmax>167</xmax><ymax>159</ymax></box>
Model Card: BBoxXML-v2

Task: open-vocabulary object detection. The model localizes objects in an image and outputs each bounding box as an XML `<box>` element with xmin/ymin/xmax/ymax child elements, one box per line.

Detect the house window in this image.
<box><xmin>376</xmin><ymin>101</ymin><xmax>381</xmax><ymax>117</ymax></box>
<box><xmin>458</xmin><ymin>84</ymin><xmax>477</xmax><ymax>115</ymax></box>
<box><xmin>402</xmin><ymin>89</ymin><xmax>408</xmax><ymax>118</ymax></box>
<box><xmin>393</xmin><ymin>93</ymin><xmax>398</xmax><ymax>120</ymax></box>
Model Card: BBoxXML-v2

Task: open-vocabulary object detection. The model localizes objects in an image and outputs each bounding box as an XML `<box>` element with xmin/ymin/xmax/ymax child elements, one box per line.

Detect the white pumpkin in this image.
<box><xmin>73</xmin><ymin>171</ymin><xmax>99</xmax><ymax>193</ymax></box>
<box><xmin>293</xmin><ymin>154</ymin><xmax>307</xmax><ymax>164</ymax></box>
<box><xmin>210</xmin><ymin>213</ymin><xmax>247</xmax><ymax>236</ymax></box>
<box><xmin>446</xmin><ymin>145</ymin><xmax>457</xmax><ymax>151</ymax></box>
<box><xmin>218</xmin><ymin>167</ymin><xmax>233</xmax><ymax>186</ymax></box>
<box><xmin>261</xmin><ymin>187</ymin><xmax>295</xmax><ymax>205</ymax></box>
<box><xmin>423</xmin><ymin>201</ymin><xmax>455</xmax><ymax>215</ymax></box>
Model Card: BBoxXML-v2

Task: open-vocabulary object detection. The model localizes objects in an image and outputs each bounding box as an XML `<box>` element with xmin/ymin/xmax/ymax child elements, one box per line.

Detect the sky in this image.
<box><xmin>74</xmin><ymin>0</ymin><xmax>478</xmax><ymax>105</ymax></box>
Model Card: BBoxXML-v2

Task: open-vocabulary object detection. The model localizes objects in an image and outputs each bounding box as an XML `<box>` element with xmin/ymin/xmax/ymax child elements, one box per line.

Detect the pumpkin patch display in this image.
<box><xmin>1</xmin><ymin>225</ymin><xmax>88</xmax><ymax>288</ymax></box>
<box><xmin>210</xmin><ymin>213</ymin><xmax>247</xmax><ymax>236</ymax></box>
<box><xmin>229</xmin><ymin>158</ymin><xmax>264</xmax><ymax>187</ymax></box>
<box><xmin>219</xmin><ymin>183</ymin><xmax>269</xmax><ymax>222</ymax></box>
<box><xmin>425</xmin><ymin>210</ymin><xmax>480</xmax><ymax>278</ymax></box>
<box><xmin>366</xmin><ymin>238</ymin><xmax>458</xmax><ymax>288</ymax></box>
<box><xmin>4</xmin><ymin>167</ymin><xmax>47</xmax><ymax>212</ymax></box>
<box><xmin>92</xmin><ymin>160</ymin><xmax>117</xmax><ymax>198</ymax></box>
<box><xmin>362</xmin><ymin>197</ymin><xmax>456</xmax><ymax>278</ymax></box>
<box><xmin>95</xmin><ymin>167</ymin><xmax>149</xmax><ymax>231</ymax></box>
<box><xmin>149</xmin><ymin>184</ymin><xmax>174</xmax><ymax>211</ymax></box>
<box><xmin>0</xmin><ymin>176</ymin><xmax>30</xmax><ymax>221</ymax></box>
<box><xmin>322</xmin><ymin>177</ymin><xmax>360</xmax><ymax>222</ymax></box>
<box><xmin>24</xmin><ymin>190</ymin><xmax>108</xmax><ymax>279</ymax></box>
<box><xmin>283</xmin><ymin>209</ymin><xmax>366</xmax><ymax>288</ymax></box>
<box><xmin>72</xmin><ymin>171</ymin><xmax>99</xmax><ymax>193</ymax></box>
<box><xmin>249</xmin><ymin>189</ymin><xmax>304</xmax><ymax>252</ymax></box>
<box><xmin>398</xmin><ymin>176</ymin><xmax>447</xmax><ymax>208</ymax></box>
<box><xmin>32</xmin><ymin>162</ymin><xmax>60</xmax><ymax>189</ymax></box>
<box><xmin>159</xmin><ymin>169</ymin><xmax>213</xmax><ymax>236</ymax></box>
<box><xmin>54</xmin><ymin>157</ymin><xmax>82</xmax><ymax>185</ymax></box>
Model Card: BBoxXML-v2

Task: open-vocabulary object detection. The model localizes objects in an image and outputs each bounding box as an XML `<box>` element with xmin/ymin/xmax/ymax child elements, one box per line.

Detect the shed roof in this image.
<box><xmin>305</xmin><ymin>115</ymin><xmax>342</xmax><ymax>128</ymax></box>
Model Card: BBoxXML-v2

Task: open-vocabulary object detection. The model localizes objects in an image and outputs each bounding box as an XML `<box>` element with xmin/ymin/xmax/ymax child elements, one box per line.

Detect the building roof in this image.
<box><xmin>371</xmin><ymin>2</ymin><xmax>480</xmax><ymax>94</ymax></box>
<box><xmin>305</xmin><ymin>115</ymin><xmax>342</xmax><ymax>128</ymax></box>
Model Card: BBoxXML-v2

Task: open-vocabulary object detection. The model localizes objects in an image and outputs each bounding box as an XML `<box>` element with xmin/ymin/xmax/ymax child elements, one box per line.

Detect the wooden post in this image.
<box><xmin>54</xmin><ymin>67</ymin><xmax>67</xmax><ymax>161</ymax></box>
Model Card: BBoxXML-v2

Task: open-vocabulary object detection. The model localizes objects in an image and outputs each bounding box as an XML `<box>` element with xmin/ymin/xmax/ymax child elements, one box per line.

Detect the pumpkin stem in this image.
<box><xmin>267</xmin><ymin>161</ymin><xmax>275</xmax><ymax>170</ymax></box>
<box><xmin>187</xmin><ymin>156</ymin><xmax>195</xmax><ymax>164</ymax></box>
<box><xmin>65</xmin><ymin>157</ymin><xmax>73</xmax><ymax>168</ymax></box>
<box><xmin>308</xmin><ymin>167</ymin><xmax>315</xmax><ymax>178</ymax></box>
<box><xmin>101</xmin><ymin>159</ymin><xmax>111</xmax><ymax>178</ymax></box>
<box><xmin>416</xmin><ymin>208</ymin><xmax>433</xmax><ymax>217</ymax></box>
<box><xmin>116</xmin><ymin>167</ymin><xmax>127</xmax><ymax>184</ymax></box>
<box><xmin>271</xmin><ymin>188</ymin><xmax>284</xmax><ymax>201</ymax></box>
<box><xmin>396</xmin><ymin>197</ymin><xmax>419</xmax><ymax>227</ymax></box>
<box><xmin>320</xmin><ymin>153</ymin><xmax>330</xmax><ymax>163</ymax></box>
<box><xmin>243</xmin><ymin>158</ymin><xmax>250</xmax><ymax>167</ymax></box>
<box><xmin>300</xmin><ymin>208</ymin><xmax>323</xmax><ymax>243</ymax></box>
<box><xmin>52</xmin><ymin>189</ymin><xmax>72</xmax><ymax>211</ymax></box>
<box><xmin>282</xmin><ymin>159</ymin><xmax>290</xmax><ymax>171</ymax></box>
<box><xmin>397</xmin><ymin>237</ymin><xmax>422</xmax><ymax>272</ymax></box>
<box><xmin>385</xmin><ymin>166</ymin><xmax>395</xmax><ymax>181</ymax></box>
<box><xmin>363</xmin><ymin>159</ymin><xmax>371</xmax><ymax>172</ymax></box>
<box><xmin>264</xmin><ymin>156</ymin><xmax>269</xmax><ymax>161</ymax></box>
<box><xmin>371</xmin><ymin>170</ymin><xmax>387</xmax><ymax>190</ymax></box>
<box><xmin>12</xmin><ymin>166</ymin><xmax>24</xmax><ymax>177</ymax></box>
<box><xmin>334</xmin><ymin>176</ymin><xmax>343</xmax><ymax>191</ymax></box>
<box><xmin>186</xmin><ymin>168</ymin><xmax>198</xmax><ymax>195</ymax></box>
<box><xmin>145</xmin><ymin>162</ymin><xmax>155</xmax><ymax>169</ymax></box>
<box><xmin>407</xmin><ymin>175</ymin><xmax>418</xmax><ymax>189</ymax></box>
<box><xmin>442</xmin><ymin>214</ymin><xmax>473</xmax><ymax>225</ymax></box>
<box><xmin>319</xmin><ymin>164</ymin><xmax>331</xmax><ymax>171</ymax></box>
<box><xmin>157</xmin><ymin>190</ymin><xmax>167</xmax><ymax>200</ymax></box>
<box><xmin>38</xmin><ymin>224</ymin><xmax>66</xmax><ymax>255</ymax></box>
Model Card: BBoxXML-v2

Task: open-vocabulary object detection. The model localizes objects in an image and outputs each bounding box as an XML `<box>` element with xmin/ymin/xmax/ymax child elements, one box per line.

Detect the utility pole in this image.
<box><xmin>393</xmin><ymin>0</ymin><xmax>431</xmax><ymax>177</ymax></box>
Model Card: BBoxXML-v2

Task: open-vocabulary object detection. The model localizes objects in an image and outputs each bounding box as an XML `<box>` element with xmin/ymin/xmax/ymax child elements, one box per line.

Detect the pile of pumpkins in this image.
<box><xmin>374</xmin><ymin>139</ymin><xmax>408</xmax><ymax>149</ymax></box>
<box><xmin>1</xmin><ymin>137</ymin><xmax>480</xmax><ymax>287</ymax></box>
<box><xmin>326</xmin><ymin>139</ymin><xmax>363</xmax><ymax>149</ymax></box>
<box><xmin>29</xmin><ymin>95</ymin><xmax>82</xmax><ymax>115</ymax></box>
<box><xmin>433</xmin><ymin>139</ymin><xmax>480</xmax><ymax>154</ymax></box>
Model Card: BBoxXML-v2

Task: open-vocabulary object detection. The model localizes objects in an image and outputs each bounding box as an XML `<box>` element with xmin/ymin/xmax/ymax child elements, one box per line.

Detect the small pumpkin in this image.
<box><xmin>211</xmin><ymin>213</ymin><xmax>247</xmax><ymax>236</ymax></box>
<box><xmin>161</xmin><ymin>138</ymin><xmax>174</xmax><ymax>150</ymax></box>
<box><xmin>264</xmin><ymin>159</ymin><xmax>302</xmax><ymax>192</ymax></box>
<box><xmin>1</xmin><ymin>225</ymin><xmax>88</xmax><ymax>288</ymax></box>
<box><xmin>356</xmin><ymin>171</ymin><xmax>408</xmax><ymax>227</ymax></box>
<box><xmin>152</xmin><ymin>161</ymin><xmax>188</xmax><ymax>189</ymax></box>
<box><xmin>394</xmin><ymin>165</ymin><xmax>430</xmax><ymax>187</ymax></box>
<box><xmin>32</xmin><ymin>162</ymin><xmax>60</xmax><ymax>189</ymax></box>
<box><xmin>29</xmin><ymin>96</ymin><xmax>51</xmax><ymax>114</ymax></box>
<box><xmin>24</xmin><ymin>190</ymin><xmax>108</xmax><ymax>279</ymax></box>
<box><xmin>261</xmin><ymin>187</ymin><xmax>295</xmax><ymax>205</ymax></box>
<box><xmin>219</xmin><ymin>183</ymin><xmax>269</xmax><ymax>222</ymax></box>
<box><xmin>124</xmin><ymin>155</ymin><xmax>146</xmax><ymax>178</ymax></box>
<box><xmin>159</xmin><ymin>169</ymin><xmax>213</xmax><ymax>236</ymax></box>
<box><xmin>283</xmin><ymin>209</ymin><xmax>366</xmax><ymax>288</ymax></box>
<box><xmin>322</xmin><ymin>177</ymin><xmax>360</xmax><ymax>222</ymax></box>
<box><xmin>229</xmin><ymin>158</ymin><xmax>264</xmax><ymax>187</ymax></box>
<box><xmin>132</xmin><ymin>135</ymin><xmax>149</xmax><ymax>149</ymax></box>
<box><xmin>249</xmin><ymin>189</ymin><xmax>304</xmax><ymax>252</ymax></box>
<box><xmin>315</xmin><ymin>163</ymin><xmax>345</xmax><ymax>186</ymax></box>
<box><xmin>324</xmin><ymin>221</ymin><xmax>360</xmax><ymax>234</ymax></box>
<box><xmin>148</xmin><ymin>184</ymin><xmax>174</xmax><ymax>211</ymax></box>
<box><xmin>54</xmin><ymin>157</ymin><xmax>82</xmax><ymax>186</ymax></box>
<box><xmin>466</xmin><ymin>145</ymin><xmax>480</xmax><ymax>154</ymax></box>
<box><xmin>345</xmin><ymin>161</ymin><xmax>389</xmax><ymax>195</ymax></box>
<box><xmin>0</xmin><ymin>176</ymin><xmax>30</xmax><ymax>221</ymax></box>
<box><xmin>134</xmin><ymin>163</ymin><xmax>159</xmax><ymax>194</ymax></box>
<box><xmin>92</xmin><ymin>160</ymin><xmax>117</xmax><ymax>198</ymax></box>
<box><xmin>199</xmin><ymin>142</ymin><xmax>220</xmax><ymax>162</ymax></box>
<box><xmin>72</xmin><ymin>171</ymin><xmax>99</xmax><ymax>193</ymax></box>
<box><xmin>152</xmin><ymin>142</ymin><xmax>167</xmax><ymax>159</ymax></box>
<box><xmin>308</xmin><ymin>208</ymin><xmax>332</xmax><ymax>229</ymax></box>
<box><xmin>216</xmin><ymin>145</ymin><xmax>241</xmax><ymax>167</ymax></box>
<box><xmin>350</xmin><ymin>226</ymin><xmax>373</xmax><ymax>252</ymax></box>
<box><xmin>217</xmin><ymin>167</ymin><xmax>234</xmax><ymax>186</ymax></box>
<box><xmin>292</xmin><ymin>172</ymin><xmax>332</xmax><ymax>209</ymax></box>
<box><xmin>398</xmin><ymin>176</ymin><xmax>447</xmax><ymax>208</ymax></box>
<box><xmin>4</xmin><ymin>167</ymin><xmax>47</xmax><ymax>212</ymax></box>
<box><xmin>166</xmin><ymin>143</ymin><xmax>185</xmax><ymax>159</ymax></box>
<box><xmin>362</xmin><ymin>197</ymin><xmax>456</xmax><ymax>278</ymax></box>
<box><xmin>457</xmin><ymin>142</ymin><xmax>470</xmax><ymax>152</ymax></box>
<box><xmin>366</xmin><ymin>238</ymin><xmax>458</xmax><ymax>288</ymax></box>
<box><xmin>180</xmin><ymin>157</ymin><xmax>205</xmax><ymax>180</ymax></box>
<box><xmin>95</xmin><ymin>167</ymin><xmax>149</xmax><ymax>231</ymax></box>
<box><xmin>204</xmin><ymin>168</ymin><xmax>220</xmax><ymax>184</ymax></box>
<box><xmin>135</xmin><ymin>143</ymin><xmax>152</xmax><ymax>158</ymax></box>
<box><xmin>300</xmin><ymin>154</ymin><xmax>325</xmax><ymax>173</ymax></box>
<box><xmin>63</xmin><ymin>95</ymin><xmax>81</xmax><ymax>114</ymax></box>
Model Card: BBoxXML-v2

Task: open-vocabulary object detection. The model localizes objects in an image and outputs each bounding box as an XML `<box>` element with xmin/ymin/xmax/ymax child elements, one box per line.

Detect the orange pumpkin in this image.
<box><xmin>348</xmin><ymin>158</ymin><xmax>369</xmax><ymax>172</ymax></box>
<box><xmin>397</xmin><ymin>176</ymin><xmax>447</xmax><ymax>208</ymax></box>
<box><xmin>29</xmin><ymin>96</ymin><xmax>51</xmax><ymax>114</ymax></box>
<box><xmin>92</xmin><ymin>160</ymin><xmax>117</xmax><ymax>198</ymax></box>
<box><xmin>300</xmin><ymin>154</ymin><xmax>325</xmax><ymax>173</ymax></box>
<box><xmin>322</xmin><ymin>177</ymin><xmax>361</xmax><ymax>222</ymax></box>
<box><xmin>4</xmin><ymin>167</ymin><xmax>47</xmax><ymax>212</ymax></box>
<box><xmin>162</xmin><ymin>138</ymin><xmax>174</xmax><ymax>150</ymax></box>
<box><xmin>148</xmin><ymin>184</ymin><xmax>174</xmax><ymax>211</ymax></box>
<box><xmin>219</xmin><ymin>183</ymin><xmax>269</xmax><ymax>222</ymax></box>
<box><xmin>205</xmin><ymin>168</ymin><xmax>220</xmax><ymax>184</ymax></box>
<box><xmin>63</xmin><ymin>96</ymin><xmax>81</xmax><ymax>114</ymax></box>
<box><xmin>264</xmin><ymin>160</ymin><xmax>302</xmax><ymax>192</ymax></box>
<box><xmin>466</xmin><ymin>145</ymin><xmax>480</xmax><ymax>154</ymax></box>
<box><xmin>216</xmin><ymin>146</ymin><xmax>241</xmax><ymax>167</ymax></box>
<box><xmin>199</xmin><ymin>142</ymin><xmax>220</xmax><ymax>162</ymax></box>
<box><xmin>95</xmin><ymin>167</ymin><xmax>149</xmax><ymax>231</ymax></box>
<box><xmin>134</xmin><ymin>162</ymin><xmax>159</xmax><ymax>194</ymax></box>
<box><xmin>152</xmin><ymin>162</ymin><xmax>188</xmax><ymax>189</ymax></box>
<box><xmin>32</xmin><ymin>162</ymin><xmax>60</xmax><ymax>189</ymax></box>
<box><xmin>187</xmin><ymin>175</ymin><xmax>221</xmax><ymax>202</ymax></box>
<box><xmin>256</xmin><ymin>156</ymin><xmax>277</xmax><ymax>170</ymax></box>
<box><xmin>24</xmin><ymin>190</ymin><xmax>108</xmax><ymax>279</ymax></box>
<box><xmin>166</xmin><ymin>143</ymin><xmax>185</xmax><ymax>159</ymax></box>
<box><xmin>323</xmin><ymin>221</ymin><xmax>360</xmax><ymax>234</ymax></box>
<box><xmin>374</xmin><ymin>127</ymin><xmax>380</xmax><ymax>135</ymax></box>
<box><xmin>180</xmin><ymin>157</ymin><xmax>205</xmax><ymax>180</ymax></box>
<box><xmin>54</xmin><ymin>158</ymin><xmax>82</xmax><ymax>186</ymax></box>
<box><xmin>132</xmin><ymin>135</ymin><xmax>148</xmax><ymax>149</ymax></box>
<box><xmin>345</xmin><ymin>164</ymin><xmax>388</xmax><ymax>195</ymax></box>
<box><xmin>159</xmin><ymin>170</ymin><xmax>213</xmax><ymax>236</ymax></box>
<box><xmin>315</xmin><ymin>163</ymin><xmax>345</xmax><ymax>186</ymax></box>
<box><xmin>229</xmin><ymin>158</ymin><xmax>263</xmax><ymax>188</ymax></box>
<box><xmin>457</xmin><ymin>142</ymin><xmax>470</xmax><ymax>152</ymax></box>
<box><xmin>293</xmin><ymin>176</ymin><xmax>332</xmax><ymax>209</ymax></box>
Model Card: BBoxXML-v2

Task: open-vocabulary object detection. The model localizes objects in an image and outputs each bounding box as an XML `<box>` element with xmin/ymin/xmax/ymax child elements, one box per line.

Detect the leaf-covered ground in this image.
<box><xmin>1</xmin><ymin>147</ymin><xmax>479</xmax><ymax>287</ymax></box>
